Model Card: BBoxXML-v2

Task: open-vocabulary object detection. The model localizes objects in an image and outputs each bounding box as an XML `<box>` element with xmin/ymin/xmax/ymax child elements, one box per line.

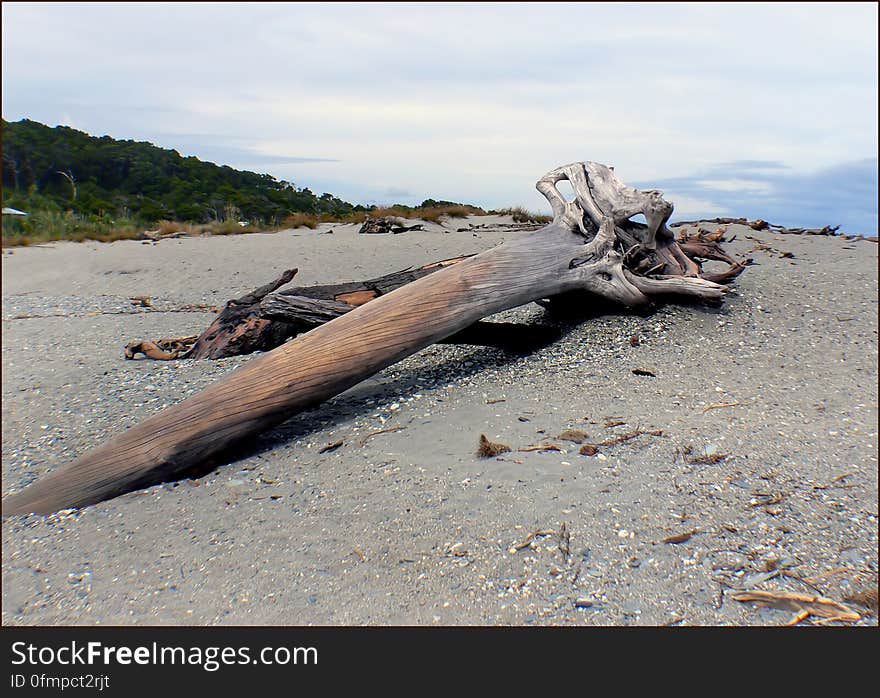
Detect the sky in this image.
<box><xmin>2</xmin><ymin>2</ymin><xmax>878</xmax><ymax>234</ymax></box>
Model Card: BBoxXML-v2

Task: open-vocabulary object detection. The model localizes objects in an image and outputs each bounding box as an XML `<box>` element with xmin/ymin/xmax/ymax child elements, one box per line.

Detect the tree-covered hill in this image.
<box><xmin>1</xmin><ymin>118</ymin><xmax>365</xmax><ymax>225</ymax></box>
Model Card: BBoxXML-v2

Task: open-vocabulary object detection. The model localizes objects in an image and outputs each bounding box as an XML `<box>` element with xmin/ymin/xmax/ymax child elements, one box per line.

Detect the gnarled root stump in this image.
<box><xmin>3</xmin><ymin>161</ymin><xmax>747</xmax><ymax>515</ymax></box>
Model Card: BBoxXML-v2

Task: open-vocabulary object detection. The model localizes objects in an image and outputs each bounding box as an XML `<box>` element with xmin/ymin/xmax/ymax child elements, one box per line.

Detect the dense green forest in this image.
<box><xmin>1</xmin><ymin>118</ymin><xmax>547</xmax><ymax>245</ymax></box>
<box><xmin>1</xmin><ymin>118</ymin><xmax>366</xmax><ymax>226</ymax></box>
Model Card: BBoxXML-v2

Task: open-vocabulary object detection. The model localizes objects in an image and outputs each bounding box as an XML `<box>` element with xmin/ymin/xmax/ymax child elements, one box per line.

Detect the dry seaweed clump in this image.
<box><xmin>477</xmin><ymin>434</ymin><xmax>511</xmax><ymax>457</ymax></box>
<box><xmin>556</xmin><ymin>429</ymin><xmax>590</xmax><ymax>444</ymax></box>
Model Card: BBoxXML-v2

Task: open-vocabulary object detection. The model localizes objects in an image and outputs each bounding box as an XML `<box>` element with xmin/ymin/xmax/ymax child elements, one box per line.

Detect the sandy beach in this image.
<box><xmin>2</xmin><ymin>216</ymin><xmax>877</xmax><ymax>626</ymax></box>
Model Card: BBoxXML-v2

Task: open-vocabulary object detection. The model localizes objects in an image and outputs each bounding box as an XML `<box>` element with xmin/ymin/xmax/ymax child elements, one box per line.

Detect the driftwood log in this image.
<box><xmin>3</xmin><ymin>161</ymin><xmax>747</xmax><ymax>515</ymax></box>
<box><xmin>123</xmin><ymin>256</ymin><xmax>562</xmax><ymax>361</ymax></box>
<box><xmin>670</xmin><ymin>217</ymin><xmax>841</xmax><ymax>236</ymax></box>
<box><xmin>358</xmin><ymin>217</ymin><xmax>424</xmax><ymax>235</ymax></box>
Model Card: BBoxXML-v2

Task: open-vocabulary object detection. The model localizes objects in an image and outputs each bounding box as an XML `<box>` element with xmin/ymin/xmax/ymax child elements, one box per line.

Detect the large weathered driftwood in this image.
<box><xmin>123</xmin><ymin>226</ymin><xmax>744</xmax><ymax>363</ymax></box>
<box><xmin>123</xmin><ymin>232</ymin><xmax>737</xmax><ymax>362</ymax></box>
<box><xmin>2</xmin><ymin>161</ymin><xmax>746</xmax><ymax>515</ymax></box>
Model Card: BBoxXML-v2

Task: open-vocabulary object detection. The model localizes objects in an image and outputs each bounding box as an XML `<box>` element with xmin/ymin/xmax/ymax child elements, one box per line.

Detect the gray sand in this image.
<box><xmin>2</xmin><ymin>218</ymin><xmax>877</xmax><ymax>626</ymax></box>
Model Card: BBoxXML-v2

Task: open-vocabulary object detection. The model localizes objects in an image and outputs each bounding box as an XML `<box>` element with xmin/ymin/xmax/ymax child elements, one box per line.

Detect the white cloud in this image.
<box><xmin>662</xmin><ymin>195</ymin><xmax>728</xmax><ymax>219</ymax></box>
<box><xmin>694</xmin><ymin>179</ymin><xmax>775</xmax><ymax>196</ymax></box>
<box><xmin>2</xmin><ymin>2</ymin><xmax>876</xmax><ymax>221</ymax></box>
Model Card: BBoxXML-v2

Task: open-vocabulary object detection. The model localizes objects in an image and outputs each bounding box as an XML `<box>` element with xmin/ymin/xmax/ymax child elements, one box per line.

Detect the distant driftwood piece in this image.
<box><xmin>358</xmin><ymin>217</ymin><xmax>424</xmax><ymax>235</ymax></box>
<box><xmin>671</xmin><ymin>216</ymin><xmax>841</xmax><ymax>236</ymax></box>
<box><xmin>3</xmin><ymin>161</ymin><xmax>747</xmax><ymax>515</ymax></box>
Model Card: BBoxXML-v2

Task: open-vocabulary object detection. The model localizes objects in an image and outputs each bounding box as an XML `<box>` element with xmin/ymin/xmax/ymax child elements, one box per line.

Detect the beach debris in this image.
<box><xmin>672</xmin><ymin>216</ymin><xmax>840</xmax><ymax>237</ymax></box>
<box><xmin>124</xmin><ymin>335</ymin><xmax>198</xmax><ymax>361</ymax></box>
<box><xmin>632</xmin><ymin>368</ymin><xmax>656</xmax><ymax>377</ymax></box>
<box><xmin>661</xmin><ymin>529</ymin><xmax>699</xmax><ymax>544</ymax></box>
<box><xmin>778</xmin><ymin>224</ymin><xmax>840</xmax><ymax>236</ymax></box>
<box><xmin>508</xmin><ymin>528</ymin><xmax>556</xmax><ymax>554</ymax></box>
<box><xmin>556</xmin><ymin>429</ymin><xmax>590</xmax><ymax>444</ymax></box>
<box><xmin>352</xmin><ymin>547</ymin><xmax>367</xmax><ymax>563</ymax></box>
<box><xmin>578</xmin><ymin>427</ymin><xmax>663</xmax><ymax>457</ymax></box>
<box><xmin>518</xmin><ymin>443</ymin><xmax>564</xmax><ymax>453</ymax></box>
<box><xmin>590</xmin><ymin>428</ymin><xmax>663</xmax><ymax>449</ymax></box>
<box><xmin>129</xmin><ymin>295</ymin><xmax>152</xmax><ymax>308</ymax></box>
<box><xmin>477</xmin><ymin>434</ymin><xmax>511</xmax><ymax>458</ymax></box>
<box><xmin>4</xmin><ymin>161</ymin><xmax>749</xmax><ymax>515</ymax></box>
<box><xmin>745</xmin><ymin>238</ymin><xmax>774</xmax><ymax>254</ymax></box>
<box><xmin>445</xmin><ymin>542</ymin><xmax>469</xmax><ymax>557</ymax></box>
<box><xmin>617</xmin><ymin>427</ymin><xmax>663</xmax><ymax>443</ymax></box>
<box><xmin>674</xmin><ymin>445</ymin><xmax>694</xmax><ymax>462</ymax></box>
<box><xmin>731</xmin><ymin>589</ymin><xmax>861</xmax><ymax>625</ymax></box>
<box><xmin>748</xmin><ymin>492</ymin><xmax>786</xmax><ymax>508</ymax></box>
<box><xmin>251</xmin><ymin>493</ymin><xmax>283</xmax><ymax>501</ymax></box>
<box><xmin>318</xmin><ymin>440</ymin><xmax>344</xmax><ymax>454</ymax></box>
<box><xmin>673</xmin><ymin>227</ymin><xmax>751</xmax><ymax>282</ymax></box>
<box><xmin>687</xmin><ymin>453</ymin><xmax>729</xmax><ymax>465</ymax></box>
<box><xmin>701</xmin><ymin>400</ymin><xmax>742</xmax><ymax>413</ymax></box>
<box><xmin>558</xmin><ymin>522</ymin><xmax>571</xmax><ymax>561</ymax></box>
<box><xmin>358</xmin><ymin>426</ymin><xmax>407</xmax><ymax>447</ymax></box>
<box><xmin>629</xmin><ymin>334</ymin><xmax>640</xmax><ymax>346</ymax></box>
<box><xmin>682</xmin><ymin>444</ymin><xmax>729</xmax><ymax>464</ymax></box>
<box><xmin>603</xmin><ymin>419</ymin><xmax>626</xmax><ymax>428</ymax></box>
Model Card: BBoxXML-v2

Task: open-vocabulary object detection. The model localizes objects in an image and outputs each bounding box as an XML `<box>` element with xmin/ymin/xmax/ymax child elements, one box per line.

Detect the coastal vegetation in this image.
<box><xmin>1</xmin><ymin>118</ymin><xmax>551</xmax><ymax>246</ymax></box>
<box><xmin>1</xmin><ymin>118</ymin><xmax>365</xmax><ymax>245</ymax></box>
<box><xmin>492</xmin><ymin>206</ymin><xmax>553</xmax><ymax>224</ymax></box>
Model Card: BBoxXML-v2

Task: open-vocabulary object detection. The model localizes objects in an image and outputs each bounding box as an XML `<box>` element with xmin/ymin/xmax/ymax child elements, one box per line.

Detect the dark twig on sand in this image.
<box><xmin>358</xmin><ymin>427</ymin><xmax>407</xmax><ymax>447</ymax></box>
<box><xmin>318</xmin><ymin>440</ymin><xmax>344</xmax><ymax>454</ymax></box>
